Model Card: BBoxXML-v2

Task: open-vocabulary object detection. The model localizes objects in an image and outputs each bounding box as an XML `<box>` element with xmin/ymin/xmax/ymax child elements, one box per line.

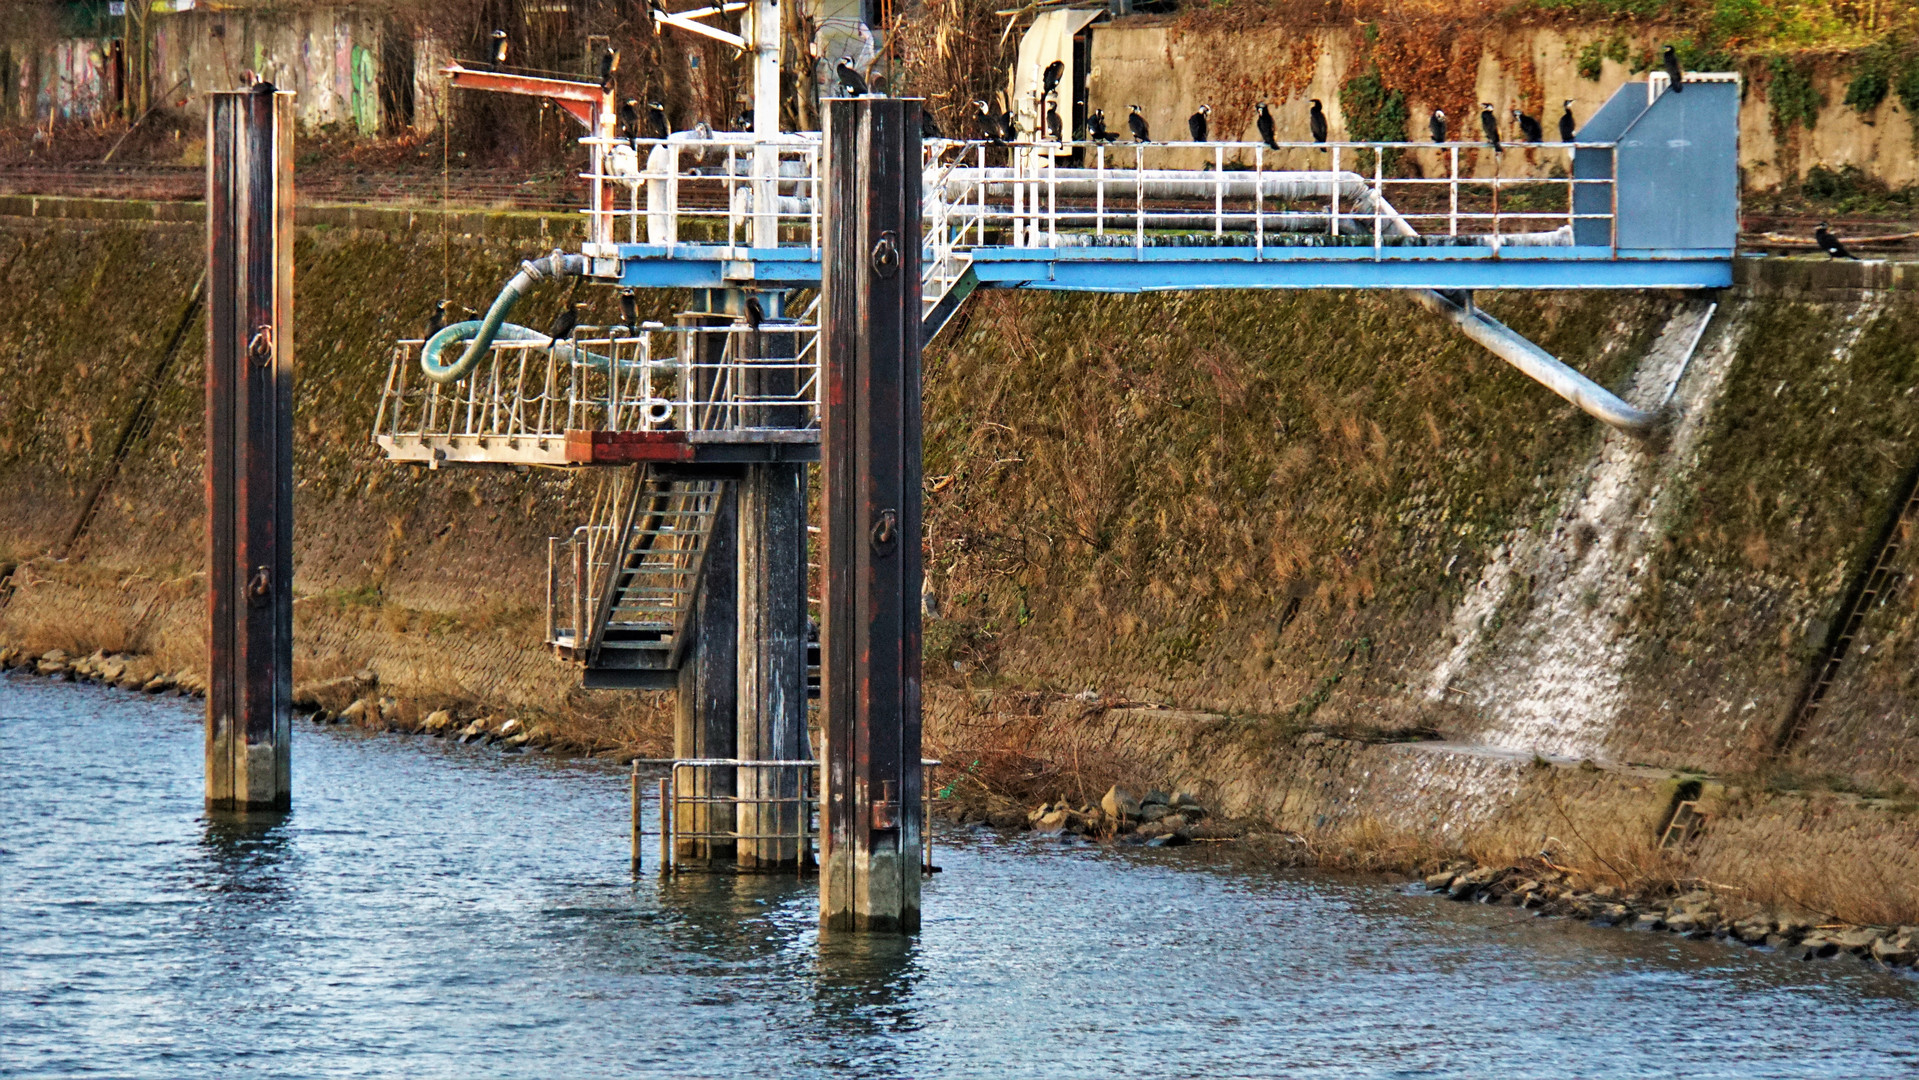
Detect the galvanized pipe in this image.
<box><xmin>1414</xmin><ymin>289</ymin><xmax>1663</xmax><ymax>437</ymax></box>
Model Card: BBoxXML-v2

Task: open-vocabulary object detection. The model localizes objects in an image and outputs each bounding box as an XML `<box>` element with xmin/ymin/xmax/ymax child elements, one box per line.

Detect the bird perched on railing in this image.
<box><xmin>1662</xmin><ymin>44</ymin><xmax>1684</xmax><ymax>92</ymax></box>
<box><xmin>1814</xmin><ymin>222</ymin><xmax>1856</xmax><ymax>259</ymax></box>
<box><xmin>1429</xmin><ymin>109</ymin><xmax>1446</xmax><ymax>142</ymax></box>
<box><xmin>1188</xmin><ymin>104</ymin><xmax>1210</xmax><ymax>143</ymax></box>
<box><xmin>1479</xmin><ymin>103</ymin><xmax>1501</xmax><ymax>152</ymax></box>
<box><xmin>1559</xmin><ymin>100</ymin><xmax>1576</xmax><ymax>143</ymax></box>
<box><xmin>490</xmin><ymin>29</ymin><xmax>508</xmax><ymax>66</ymax></box>
<box><xmin>1087</xmin><ymin>109</ymin><xmax>1117</xmax><ymax>143</ymax></box>
<box><xmin>646</xmin><ymin>101</ymin><xmax>670</xmax><ymax>141</ymax></box>
<box><xmin>1513</xmin><ymin>107</ymin><xmax>1542</xmax><ymax>143</ymax></box>
<box><xmin>1308</xmin><ymin>99</ymin><xmax>1327</xmax><ymax>148</ymax></box>
<box><xmin>1255</xmin><ymin>102</ymin><xmax>1278</xmax><ymax>149</ymax></box>
<box><xmin>836</xmin><ymin>56</ymin><xmax>868</xmax><ymax>96</ymax></box>
<box><xmin>599</xmin><ymin>46</ymin><xmax>619</xmax><ymax>90</ymax></box>
<box><xmin>921</xmin><ymin>109</ymin><xmax>943</xmax><ymax>140</ymax></box>
<box><xmin>1127</xmin><ymin>104</ymin><xmax>1149</xmax><ymax>142</ymax></box>
<box><xmin>1045</xmin><ymin>103</ymin><xmax>1063</xmax><ymax>142</ymax></box>
<box><xmin>618</xmin><ymin>98</ymin><xmax>641</xmax><ymax>144</ymax></box>
<box><xmin>546</xmin><ymin>301</ymin><xmax>580</xmax><ymax>352</ymax></box>
<box><xmin>994</xmin><ymin>102</ymin><xmax>1017</xmax><ymax>144</ymax></box>
<box><xmin>425</xmin><ymin>299</ymin><xmax>449</xmax><ymax>340</ymax></box>
<box><xmin>618</xmin><ymin>289</ymin><xmax>639</xmax><ymax>330</ymax></box>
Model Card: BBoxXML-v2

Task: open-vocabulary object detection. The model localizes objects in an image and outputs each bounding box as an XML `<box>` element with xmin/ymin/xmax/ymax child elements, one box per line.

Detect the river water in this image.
<box><xmin>3</xmin><ymin>674</ymin><xmax>1915</xmax><ymax>1079</ymax></box>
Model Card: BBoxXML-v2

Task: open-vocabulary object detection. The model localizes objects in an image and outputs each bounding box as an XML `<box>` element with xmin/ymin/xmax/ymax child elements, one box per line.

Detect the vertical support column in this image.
<box><xmin>675</xmin><ymin>483</ymin><xmax>738</xmax><ymax>862</ymax></box>
<box><xmin>205</xmin><ymin>85</ymin><xmax>294</xmax><ymax>813</ymax></box>
<box><xmin>819</xmin><ymin>97</ymin><xmax>923</xmax><ymax>933</ymax></box>
<box><xmin>735</xmin><ymin>452</ymin><xmax>808</xmax><ymax>870</ymax></box>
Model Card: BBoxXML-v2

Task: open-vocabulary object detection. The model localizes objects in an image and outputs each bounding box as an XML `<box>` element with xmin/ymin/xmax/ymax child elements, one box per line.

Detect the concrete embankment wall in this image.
<box><xmin>1</xmin><ymin>201</ymin><xmax>1915</xmax><ymax>918</ymax></box>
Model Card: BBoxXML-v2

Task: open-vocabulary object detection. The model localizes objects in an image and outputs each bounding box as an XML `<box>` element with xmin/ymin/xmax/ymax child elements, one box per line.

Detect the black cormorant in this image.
<box><xmin>836</xmin><ymin>56</ymin><xmax>868</xmax><ymax>96</ymax></box>
<box><xmin>1041</xmin><ymin>59</ymin><xmax>1064</xmax><ymax>97</ymax></box>
<box><xmin>1814</xmin><ymin>222</ymin><xmax>1856</xmax><ymax>259</ymax></box>
<box><xmin>425</xmin><ymin>299</ymin><xmax>448</xmax><ymax>339</ymax></box>
<box><xmin>1045</xmin><ymin>103</ymin><xmax>1062</xmax><ymax>141</ymax></box>
<box><xmin>618</xmin><ymin>99</ymin><xmax>641</xmax><ymax>143</ymax></box>
<box><xmin>490</xmin><ymin>29</ymin><xmax>508</xmax><ymax>66</ymax></box>
<box><xmin>973</xmin><ymin>100</ymin><xmax>998</xmax><ymax>142</ymax></box>
<box><xmin>1513</xmin><ymin>107</ymin><xmax>1542</xmax><ymax>143</ymax></box>
<box><xmin>921</xmin><ymin>108</ymin><xmax>943</xmax><ymax>140</ymax></box>
<box><xmin>1558</xmin><ymin>100</ymin><xmax>1576</xmax><ymax>142</ymax></box>
<box><xmin>599</xmin><ymin>47</ymin><xmax>619</xmax><ymax>89</ymax></box>
<box><xmin>546</xmin><ymin>301</ymin><xmax>579</xmax><ymax>351</ymax></box>
<box><xmin>1662</xmin><ymin>45</ymin><xmax>1684</xmax><ymax>92</ymax></box>
<box><xmin>1188</xmin><ymin>104</ymin><xmax>1210</xmax><ymax>143</ymax></box>
<box><xmin>1127</xmin><ymin>104</ymin><xmax>1149</xmax><ymax>143</ymax></box>
<box><xmin>1088</xmin><ymin>109</ymin><xmax>1116</xmax><ymax>143</ymax></box>
<box><xmin>1308</xmin><ymin>99</ymin><xmax>1327</xmax><ymax>147</ymax></box>
<box><xmin>1479</xmin><ymin>103</ymin><xmax>1500</xmax><ymax>152</ymax></box>
<box><xmin>618</xmin><ymin>288</ymin><xmax>639</xmax><ymax>329</ymax></box>
<box><xmin>995</xmin><ymin>104</ymin><xmax>1017</xmax><ymax>144</ymax></box>
<box><xmin>744</xmin><ymin>295</ymin><xmax>764</xmax><ymax>331</ymax></box>
<box><xmin>1429</xmin><ymin>109</ymin><xmax>1446</xmax><ymax>143</ymax></box>
<box><xmin>646</xmin><ymin>101</ymin><xmax>669</xmax><ymax>141</ymax></box>
<box><xmin>1255</xmin><ymin>102</ymin><xmax>1278</xmax><ymax>149</ymax></box>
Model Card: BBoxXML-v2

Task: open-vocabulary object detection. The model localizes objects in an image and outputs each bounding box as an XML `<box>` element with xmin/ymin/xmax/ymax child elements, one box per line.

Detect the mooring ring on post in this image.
<box><xmin>870</xmin><ymin>231</ymin><xmax>899</xmax><ymax>279</ymax></box>
<box><xmin>871</xmin><ymin>508</ymin><xmax>899</xmax><ymax>555</ymax></box>
<box><xmin>248</xmin><ymin>325</ymin><xmax>274</xmax><ymax>367</ymax></box>
<box><xmin>246</xmin><ymin>565</ymin><xmax>272</xmax><ymax>607</ymax></box>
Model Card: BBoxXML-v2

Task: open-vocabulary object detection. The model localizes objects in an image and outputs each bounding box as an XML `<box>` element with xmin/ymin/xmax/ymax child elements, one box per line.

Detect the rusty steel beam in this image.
<box><xmin>441</xmin><ymin>61</ymin><xmax>607</xmax><ymax>129</ymax></box>
<box><xmin>819</xmin><ymin>97</ymin><xmax>924</xmax><ymax>934</ymax></box>
<box><xmin>205</xmin><ymin>86</ymin><xmax>294</xmax><ymax>812</ymax></box>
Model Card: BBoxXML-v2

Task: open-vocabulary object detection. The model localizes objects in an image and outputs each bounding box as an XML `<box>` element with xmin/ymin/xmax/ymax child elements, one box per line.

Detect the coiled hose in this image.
<box><xmin>420</xmin><ymin>250</ymin><xmax>591</xmax><ymax>384</ymax></box>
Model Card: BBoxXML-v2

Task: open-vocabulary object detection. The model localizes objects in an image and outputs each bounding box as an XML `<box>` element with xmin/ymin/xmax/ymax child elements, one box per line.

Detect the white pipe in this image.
<box><xmin>1415</xmin><ymin>290</ymin><xmax>1662</xmax><ymax>437</ymax></box>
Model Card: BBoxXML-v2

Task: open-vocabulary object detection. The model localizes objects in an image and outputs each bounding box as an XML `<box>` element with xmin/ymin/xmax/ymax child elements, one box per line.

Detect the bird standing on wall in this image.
<box><xmin>425</xmin><ymin>299</ymin><xmax>448</xmax><ymax>340</ymax></box>
<box><xmin>1255</xmin><ymin>102</ymin><xmax>1278</xmax><ymax>149</ymax></box>
<box><xmin>618</xmin><ymin>98</ymin><xmax>641</xmax><ymax>143</ymax></box>
<box><xmin>1127</xmin><ymin>104</ymin><xmax>1150</xmax><ymax>142</ymax></box>
<box><xmin>1479</xmin><ymin>103</ymin><xmax>1501</xmax><ymax>152</ymax></box>
<box><xmin>618</xmin><ymin>288</ymin><xmax>639</xmax><ymax>329</ymax></box>
<box><xmin>1513</xmin><ymin>107</ymin><xmax>1542</xmax><ymax>143</ymax></box>
<box><xmin>1188</xmin><ymin>104</ymin><xmax>1210</xmax><ymax>143</ymax></box>
<box><xmin>1662</xmin><ymin>45</ymin><xmax>1684</xmax><ymax>92</ymax></box>
<box><xmin>1307</xmin><ymin>99</ymin><xmax>1327</xmax><ymax>148</ymax></box>
<box><xmin>646</xmin><ymin>101</ymin><xmax>670</xmax><ymax>141</ymax></box>
<box><xmin>1428</xmin><ymin>109</ymin><xmax>1446</xmax><ymax>142</ymax></box>
<box><xmin>1558</xmin><ymin>100</ymin><xmax>1576</xmax><ymax>142</ymax></box>
<box><xmin>1814</xmin><ymin>222</ymin><xmax>1856</xmax><ymax>259</ymax></box>
<box><xmin>599</xmin><ymin>46</ymin><xmax>619</xmax><ymax>89</ymax></box>
<box><xmin>836</xmin><ymin>56</ymin><xmax>868</xmax><ymax>96</ymax></box>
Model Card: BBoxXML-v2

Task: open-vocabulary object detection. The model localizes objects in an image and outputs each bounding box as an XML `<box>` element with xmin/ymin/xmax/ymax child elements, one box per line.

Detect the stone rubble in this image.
<box><xmin>986</xmin><ymin>784</ymin><xmax>1240</xmax><ymax>847</ymax></box>
<box><xmin>1420</xmin><ymin>860</ymin><xmax>1917</xmax><ymax>971</ymax></box>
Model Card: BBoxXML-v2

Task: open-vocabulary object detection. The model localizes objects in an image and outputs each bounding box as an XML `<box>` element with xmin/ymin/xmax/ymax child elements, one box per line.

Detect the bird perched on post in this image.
<box><xmin>836</xmin><ymin>56</ymin><xmax>868</xmax><ymax>96</ymax></box>
<box><xmin>1513</xmin><ymin>107</ymin><xmax>1542</xmax><ymax>143</ymax></box>
<box><xmin>1479</xmin><ymin>103</ymin><xmax>1501</xmax><ymax>152</ymax></box>
<box><xmin>1662</xmin><ymin>44</ymin><xmax>1684</xmax><ymax>92</ymax></box>
<box><xmin>425</xmin><ymin>299</ymin><xmax>449</xmax><ymax>340</ymax></box>
<box><xmin>618</xmin><ymin>98</ymin><xmax>641</xmax><ymax>143</ymax></box>
<box><xmin>1558</xmin><ymin>100</ymin><xmax>1576</xmax><ymax>143</ymax></box>
<box><xmin>1428</xmin><ymin>109</ymin><xmax>1446</xmax><ymax>142</ymax></box>
<box><xmin>646</xmin><ymin>101</ymin><xmax>669</xmax><ymax>141</ymax></box>
<box><xmin>599</xmin><ymin>46</ymin><xmax>619</xmax><ymax>89</ymax></box>
<box><xmin>1814</xmin><ymin>222</ymin><xmax>1856</xmax><ymax>259</ymax></box>
<box><xmin>490</xmin><ymin>29</ymin><xmax>509</xmax><ymax>66</ymax></box>
<box><xmin>618</xmin><ymin>288</ymin><xmax>639</xmax><ymax>330</ymax></box>
<box><xmin>1308</xmin><ymin>99</ymin><xmax>1327</xmax><ymax>148</ymax></box>
<box><xmin>1127</xmin><ymin>104</ymin><xmax>1150</xmax><ymax>142</ymax></box>
<box><xmin>1255</xmin><ymin>102</ymin><xmax>1278</xmax><ymax>150</ymax></box>
<box><xmin>546</xmin><ymin>301</ymin><xmax>580</xmax><ymax>352</ymax></box>
<box><xmin>1188</xmin><ymin>104</ymin><xmax>1210</xmax><ymax>143</ymax></box>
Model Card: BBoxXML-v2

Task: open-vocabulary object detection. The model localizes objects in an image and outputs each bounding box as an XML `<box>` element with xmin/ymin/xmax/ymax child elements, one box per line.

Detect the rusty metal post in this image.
<box><xmin>676</xmin><ymin>478</ymin><xmax>738</xmax><ymax>863</ymax></box>
<box><xmin>205</xmin><ymin>85</ymin><xmax>294</xmax><ymax>813</ymax></box>
<box><xmin>819</xmin><ymin>97</ymin><xmax>923</xmax><ymax>934</ymax></box>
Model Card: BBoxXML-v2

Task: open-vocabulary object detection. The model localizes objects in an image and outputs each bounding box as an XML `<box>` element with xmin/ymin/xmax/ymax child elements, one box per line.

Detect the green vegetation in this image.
<box><xmin>1767</xmin><ymin>54</ymin><xmax>1826</xmax><ymax>131</ymax></box>
<box><xmin>1338</xmin><ymin>66</ymin><xmax>1409</xmax><ymax>173</ymax></box>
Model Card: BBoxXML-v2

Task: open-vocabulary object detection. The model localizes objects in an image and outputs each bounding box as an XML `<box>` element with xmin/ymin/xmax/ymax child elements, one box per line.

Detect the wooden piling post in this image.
<box><xmin>205</xmin><ymin>85</ymin><xmax>294</xmax><ymax>813</ymax></box>
<box><xmin>630</xmin><ymin>759</ymin><xmax>643</xmax><ymax>875</ymax></box>
<box><xmin>819</xmin><ymin>97</ymin><xmax>924</xmax><ymax>934</ymax></box>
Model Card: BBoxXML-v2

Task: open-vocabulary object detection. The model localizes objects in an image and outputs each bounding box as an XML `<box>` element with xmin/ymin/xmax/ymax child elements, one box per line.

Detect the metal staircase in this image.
<box><xmin>551</xmin><ymin>465</ymin><xmax>722</xmax><ymax>689</ymax></box>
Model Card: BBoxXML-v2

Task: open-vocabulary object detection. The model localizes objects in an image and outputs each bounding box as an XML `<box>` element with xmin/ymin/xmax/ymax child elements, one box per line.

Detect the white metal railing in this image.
<box><xmin>372</xmin><ymin>322</ymin><xmax>820</xmax><ymax>466</ymax></box>
<box><xmin>576</xmin><ymin>133</ymin><xmax>1615</xmax><ymax>263</ymax></box>
<box><xmin>547</xmin><ymin>477</ymin><xmax>720</xmax><ymax>655</ymax></box>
